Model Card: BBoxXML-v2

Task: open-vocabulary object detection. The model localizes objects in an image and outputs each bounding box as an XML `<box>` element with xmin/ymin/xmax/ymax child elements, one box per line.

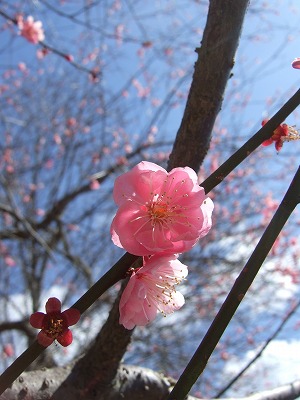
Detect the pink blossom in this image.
<box><xmin>18</xmin><ymin>16</ymin><xmax>45</xmax><ymax>44</ymax></box>
<box><xmin>4</xmin><ymin>256</ymin><xmax>16</xmax><ymax>267</ymax></box>
<box><xmin>111</xmin><ymin>161</ymin><xmax>214</xmax><ymax>256</ymax></box>
<box><xmin>30</xmin><ymin>297</ymin><xmax>80</xmax><ymax>347</ymax></box>
<box><xmin>36</xmin><ymin>48</ymin><xmax>49</xmax><ymax>59</ymax></box>
<box><xmin>3</xmin><ymin>343</ymin><xmax>14</xmax><ymax>358</ymax></box>
<box><xmin>119</xmin><ymin>254</ymin><xmax>188</xmax><ymax>329</ymax></box>
<box><xmin>90</xmin><ymin>180</ymin><xmax>100</xmax><ymax>190</ymax></box>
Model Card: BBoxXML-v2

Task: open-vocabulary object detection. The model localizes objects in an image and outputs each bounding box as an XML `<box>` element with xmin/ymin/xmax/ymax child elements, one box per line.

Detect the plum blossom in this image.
<box><xmin>111</xmin><ymin>161</ymin><xmax>214</xmax><ymax>256</ymax></box>
<box><xmin>30</xmin><ymin>297</ymin><xmax>80</xmax><ymax>347</ymax></box>
<box><xmin>119</xmin><ymin>254</ymin><xmax>188</xmax><ymax>329</ymax></box>
<box><xmin>18</xmin><ymin>16</ymin><xmax>45</xmax><ymax>44</ymax></box>
<box><xmin>261</xmin><ymin>119</ymin><xmax>300</xmax><ymax>152</ymax></box>
<box><xmin>292</xmin><ymin>58</ymin><xmax>300</xmax><ymax>69</ymax></box>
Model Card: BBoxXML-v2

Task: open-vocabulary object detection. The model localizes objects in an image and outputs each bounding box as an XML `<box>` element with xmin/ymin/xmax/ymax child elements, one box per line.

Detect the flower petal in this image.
<box><xmin>119</xmin><ymin>254</ymin><xmax>188</xmax><ymax>329</ymax></box>
<box><xmin>292</xmin><ymin>58</ymin><xmax>300</xmax><ymax>69</ymax></box>
<box><xmin>113</xmin><ymin>162</ymin><xmax>166</xmax><ymax>206</ymax></box>
<box><xmin>57</xmin><ymin>329</ymin><xmax>73</xmax><ymax>346</ymax></box>
<box><xmin>62</xmin><ymin>308</ymin><xmax>80</xmax><ymax>326</ymax></box>
<box><xmin>262</xmin><ymin>138</ymin><xmax>273</xmax><ymax>147</ymax></box>
<box><xmin>37</xmin><ymin>331</ymin><xmax>54</xmax><ymax>347</ymax></box>
<box><xmin>45</xmin><ymin>297</ymin><xmax>61</xmax><ymax>313</ymax></box>
<box><xmin>29</xmin><ymin>312</ymin><xmax>45</xmax><ymax>329</ymax></box>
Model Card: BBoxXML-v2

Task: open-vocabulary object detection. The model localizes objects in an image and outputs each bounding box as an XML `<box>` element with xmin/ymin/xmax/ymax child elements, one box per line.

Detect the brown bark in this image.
<box><xmin>3</xmin><ymin>366</ymin><xmax>300</xmax><ymax>400</ymax></box>
<box><xmin>168</xmin><ymin>0</ymin><xmax>249</xmax><ymax>172</ymax></box>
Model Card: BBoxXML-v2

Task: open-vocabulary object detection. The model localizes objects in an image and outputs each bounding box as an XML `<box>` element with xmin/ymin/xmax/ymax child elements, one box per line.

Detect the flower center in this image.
<box><xmin>138</xmin><ymin>270</ymin><xmax>184</xmax><ymax>314</ymax></box>
<box><xmin>149</xmin><ymin>201</ymin><xmax>168</xmax><ymax>219</ymax></box>
<box><xmin>44</xmin><ymin>317</ymin><xmax>64</xmax><ymax>339</ymax></box>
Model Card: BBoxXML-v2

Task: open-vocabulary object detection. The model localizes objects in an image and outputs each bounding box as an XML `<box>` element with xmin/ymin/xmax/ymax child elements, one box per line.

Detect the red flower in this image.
<box><xmin>261</xmin><ymin>119</ymin><xmax>289</xmax><ymax>152</ymax></box>
<box><xmin>292</xmin><ymin>58</ymin><xmax>300</xmax><ymax>69</ymax></box>
<box><xmin>30</xmin><ymin>297</ymin><xmax>80</xmax><ymax>347</ymax></box>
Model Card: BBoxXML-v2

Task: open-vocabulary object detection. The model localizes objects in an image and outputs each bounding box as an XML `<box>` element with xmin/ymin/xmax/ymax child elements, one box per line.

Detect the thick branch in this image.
<box><xmin>168</xmin><ymin>0</ymin><xmax>249</xmax><ymax>172</ymax></box>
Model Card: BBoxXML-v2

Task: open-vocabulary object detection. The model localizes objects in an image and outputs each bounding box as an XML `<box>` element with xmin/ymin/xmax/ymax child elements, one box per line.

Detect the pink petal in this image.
<box><xmin>159</xmin><ymin>291</ymin><xmax>185</xmax><ymax>314</ymax></box>
<box><xmin>111</xmin><ymin>227</ymin><xmax>123</xmax><ymax>249</ymax></box>
<box><xmin>113</xmin><ymin>162</ymin><xmax>166</xmax><ymax>205</ymax></box>
<box><xmin>57</xmin><ymin>329</ymin><xmax>73</xmax><ymax>346</ymax></box>
<box><xmin>119</xmin><ymin>277</ymin><xmax>157</xmax><ymax>329</ymax></box>
<box><xmin>37</xmin><ymin>331</ymin><xmax>54</xmax><ymax>347</ymax></box>
<box><xmin>119</xmin><ymin>254</ymin><xmax>188</xmax><ymax>329</ymax></box>
<box><xmin>198</xmin><ymin>197</ymin><xmax>214</xmax><ymax>238</ymax></box>
<box><xmin>45</xmin><ymin>297</ymin><xmax>61</xmax><ymax>313</ymax></box>
<box><xmin>29</xmin><ymin>312</ymin><xmax>45</xmax><ymax>328</ymax></box>
<box><xmin>111</xmin><ymin>203</ymin><xmax>152</xmax><ymax>255</ymax></box>
<box><xmin>119</xmin><ymin>272</ymin><xmax>138</xmax><ymax>306</ymax></box>
<box><xmin>169</xmin><ymin>166</ymin><xmax>199</xmax><ymax>187</ymax></box>
<box><xmin>62</xmin><ymin>308</ymin><xmax>80</xmax><ymax>326</ymax></box>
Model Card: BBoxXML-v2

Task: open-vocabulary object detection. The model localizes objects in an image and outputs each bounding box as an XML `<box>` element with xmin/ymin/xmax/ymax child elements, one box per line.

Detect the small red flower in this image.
<box><xmin>292</xmin><ymin>58</ymin><xmax>300</xmax><ymax>69</ymax></box>
<box><xmin>30</xmin><ymin>297</ymin><xmax>80</xmax><ymax>347</ymax></box>
<box><xmin>261</xmin><ymin>119</ymin><xmax>289</xmax><ymax>152</ymax></box>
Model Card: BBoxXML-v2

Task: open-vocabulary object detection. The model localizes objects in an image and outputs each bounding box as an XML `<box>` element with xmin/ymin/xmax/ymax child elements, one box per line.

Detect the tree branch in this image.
<box><xmin>168</xmin><ymin>0</ymin><xmax>250</xmax><ymax>172</ymax></box>
<box><xmin>167</xmin><ymin>166</ymin><xmax>300</xmax><ymax>400</ymax></box>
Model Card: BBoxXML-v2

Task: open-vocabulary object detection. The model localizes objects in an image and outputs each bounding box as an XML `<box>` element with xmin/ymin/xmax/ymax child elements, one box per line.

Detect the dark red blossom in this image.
<box><xmin>292</xmin><ymin>58</ymin><xmax>300</xmax><ymax>69</ymax></box>
<box><xmin>261</xmin><ymin>119</ymin><xmax>289</xmax><ymax>152</ymax></box>
<box><xmin>30</xmin><ymin>297</ymin><xmax>80</xmax><ymax>347</ymax></box>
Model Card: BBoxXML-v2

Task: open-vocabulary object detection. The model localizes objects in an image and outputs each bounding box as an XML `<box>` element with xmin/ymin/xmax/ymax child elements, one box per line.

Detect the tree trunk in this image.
<box><xmin>168</xmin><ymin>0</ymin><xmax>249</xmax><ymax>172</ymax></box>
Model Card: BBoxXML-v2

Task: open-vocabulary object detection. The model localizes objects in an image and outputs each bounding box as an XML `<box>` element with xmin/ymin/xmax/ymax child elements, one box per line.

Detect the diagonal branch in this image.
<box><xmin>167</xmin><ymin>165</ymin><xmax>300</xmax><ymax>400</ymax></box>
<box><xmin>215</xmin><ymin>300</ymin><xmax>300</xmax><ymax>397</ymax></box>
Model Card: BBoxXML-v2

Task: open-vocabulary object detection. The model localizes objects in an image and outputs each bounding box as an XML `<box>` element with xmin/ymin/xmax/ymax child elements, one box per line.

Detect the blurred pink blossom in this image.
<box><xmin>18</xmin><ymin>16</ymin><xmax>45</xmax><ymax>44</ymax></box>
<box><xmin>90</xmin><ymin>180</ymin><xmax>100</xmax><ymax>190</ymax></box>
<box><xmin>119</xmin><ymin>254</ymin><xmax>188</xmax><ymax>329</ymax></box>
<box><xmin>36</xmin><ymin>48</ymin><xmax>49</xmax><ymax>59</ymax></box>
<box><xmin>111</xmin><ymin>161</ymin><xmax>213</xmax><ymax>256</ymax></box>
<box><xmin>4</xmin><ymin>256</ymin><xmax>16</xmax><ymax>267</ymax></box>
<box><xmin>3</xmin><ymin>343</ymin><xmax>14</xmax><ymax>358</ymax></box>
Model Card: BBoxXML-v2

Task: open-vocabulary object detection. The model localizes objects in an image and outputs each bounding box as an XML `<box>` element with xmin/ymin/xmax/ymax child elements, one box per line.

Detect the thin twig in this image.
<box><xmin>215</xmin><ymin>300</ymin><xmax>300</xmax><ymax>397</ymax></box>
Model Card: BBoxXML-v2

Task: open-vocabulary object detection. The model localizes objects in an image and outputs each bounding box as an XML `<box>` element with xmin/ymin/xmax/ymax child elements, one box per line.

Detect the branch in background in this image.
<box><xmin>0</xmin><ymin>320</ymin><xmax>33</xmax><ymax>339</ymax></box>
<box><xmin>0</xmin><ymin>9</ymin><xmax>99</xmax><ymax>79</ymax></box>
<box><xmin>215</xmin><ymin>300</ymin><xmax>300</xmax><ymax>397</ymax></box>
<box><xmin>168</xmin><ymin>0</ymin><xmax>250</xmax><ymax>172</ymax></box>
